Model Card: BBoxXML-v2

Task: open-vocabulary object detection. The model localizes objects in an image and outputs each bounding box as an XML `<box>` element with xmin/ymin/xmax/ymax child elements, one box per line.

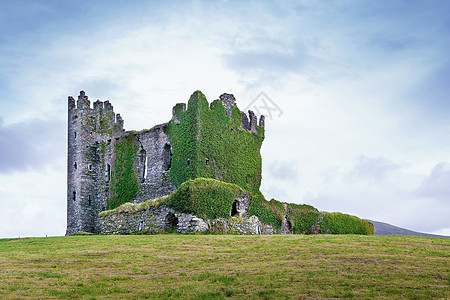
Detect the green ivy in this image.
<box><xmin>288</xmin><ymin>203</ymin><xmax>318</xmax><ymax>212</ymax></box>
<box><xmin>247</xmin><ymin>194</ymin><xmax>282</xmax><ymax>230</ymax></box>
<box><xmin>363</xmin><ymin>219</ymin><xmax>375</xmax><ymax>235</ymax></box>
<box><xmin>288</xmin><ymin>210</ymin><xmax>321</xmax><ymax>234</ymax></box>
<box><xmin>108</xmin><ymin>134</ymin><xmax>139</xmax><ymax>210</ymax></box>
<box><xmin>165</xmin><ymin>91</ymin><xmax>264</xmax><ymax>195</ymax></box>
<box><xmin>163</xmin><ymin>178</ymin><xmax>243</xmax><ymax>220</ymax></box>
<box><xmin>321</xmin><ymin>212</ymin><xmax>373</xmax><ymax>235</ymax></box>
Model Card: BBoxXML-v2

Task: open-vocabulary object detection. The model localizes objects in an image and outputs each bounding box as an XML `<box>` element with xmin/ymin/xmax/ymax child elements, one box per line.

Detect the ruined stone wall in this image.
<box><xmin>100</xmin><ymin>205</ymin><xmax>208</xmax><ymax>234</ymax></box>
<box><xmin>99</xmin><ymin>205</ymin><xmax>274</xmax><ymax>235</ymax></box>
<box><xmin>133</xmin><ymin>125</ymin><xmax>176</xmax><ymax>203</ymax></box>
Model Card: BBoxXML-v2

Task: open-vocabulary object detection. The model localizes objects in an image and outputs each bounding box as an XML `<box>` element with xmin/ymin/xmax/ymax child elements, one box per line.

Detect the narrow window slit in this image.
<box><xmin>163</xmin><ymin>144</ymin><xmax>172</xmax><ymax>171</ymax></box>
<box><xmin>106</xmin><ymin>164</ymin><xmax>111</xmax><ymax>183</ymax></box>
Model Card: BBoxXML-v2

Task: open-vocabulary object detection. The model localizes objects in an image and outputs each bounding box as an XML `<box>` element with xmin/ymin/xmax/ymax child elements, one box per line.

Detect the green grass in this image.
<box><xmin>0</xmin><ymin>235</ymin><xmax>448</xmax><ymax>299</ymax></box>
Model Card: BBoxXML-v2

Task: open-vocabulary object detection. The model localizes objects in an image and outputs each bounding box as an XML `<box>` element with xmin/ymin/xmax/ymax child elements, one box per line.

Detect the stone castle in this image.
<box><xmin>66</xmin><ymin>90</ymin><xmax>265</xmax><ymax>235</ymax></box>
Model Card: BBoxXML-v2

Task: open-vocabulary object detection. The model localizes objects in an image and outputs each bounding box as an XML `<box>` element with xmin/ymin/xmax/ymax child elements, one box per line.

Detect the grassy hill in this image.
<box><xmin>1</xmin><ymin>235</ymin><xmax>448</xmax><ymax>299</ymax></box>
<box><xmin>368</xmin><ymin>220</ymin><xmax>449</xmax><ymax>238</ymax></box>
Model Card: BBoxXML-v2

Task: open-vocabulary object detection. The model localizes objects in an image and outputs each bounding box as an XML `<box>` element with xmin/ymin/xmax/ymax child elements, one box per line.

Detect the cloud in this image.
<box><xmin>268</xmin><ymin>160</ymin><xmax>298</xmax><ymax>182</ymax></box>
<box><xmin>262</xmin><ymin>185</ymin><xmax>289</xmax><ymax>201</ymax></box>
<box><xmin>0</xmin><ymin>117</ymin><xmax>65</xmax><ymax>174</ymax></box>
<box><xmin>224</xmin><ymin>48</ymin><xmax>306</xmax><ymax>74</ymax></box>
<box><xmin>408</xmin><ymin>60</ymin><xmax>450</xmax><ymax>122</ymax></box>
<box><xmin>417</xmin><ymin>162</ymin><xmax>450</xmax><ymax>200</ymax></box>
<box><xmin>346</xmin><ymin>156</ymin><xmax>399</xmax><ymax>183</ymax></box>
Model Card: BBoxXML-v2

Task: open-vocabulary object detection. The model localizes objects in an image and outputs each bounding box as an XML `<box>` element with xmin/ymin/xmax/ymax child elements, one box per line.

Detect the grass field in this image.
<box><xmin>0</xmin><ymin>235</ymin><xmax>448</xmax><ymax>299</ymax></box>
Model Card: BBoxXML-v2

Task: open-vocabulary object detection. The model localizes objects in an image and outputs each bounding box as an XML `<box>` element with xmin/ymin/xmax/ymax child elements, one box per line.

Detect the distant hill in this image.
<box><xmin>367</xmin><ymin>220</ymin><xmax>449</xmax><ymax>238</ymax></box>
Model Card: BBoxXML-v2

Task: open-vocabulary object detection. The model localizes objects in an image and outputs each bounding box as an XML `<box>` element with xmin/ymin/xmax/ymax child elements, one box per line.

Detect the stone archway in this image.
<box><xmin>231</xmin><ymin>200</ymin><xmax>239</xmax><ymax>217</ymax></box>
<box><xmin>230</xmin><ymin>192</ymin><xmax>249</xmax><ymax>218</ymax></box>
<box><xmin>165</xmin><ymin>212</ymin><xmax>178</xmax><ymax>229</ymax></box>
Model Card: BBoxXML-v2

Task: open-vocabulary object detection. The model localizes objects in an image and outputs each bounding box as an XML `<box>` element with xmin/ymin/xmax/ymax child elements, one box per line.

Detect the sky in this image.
<box><xmin>0</xmin><ymin>0</ymin><xmax>449</xmax><ymax>238</ymax></box>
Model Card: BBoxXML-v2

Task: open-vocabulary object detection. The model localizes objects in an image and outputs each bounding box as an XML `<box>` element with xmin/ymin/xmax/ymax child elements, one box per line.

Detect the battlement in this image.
<box><xmin>77</xmin><ymin>90</ymin><xmax>90</xmax><ymax>109</ymax></box>
<box><xmin>171</xmin><ymin>93</ymin><xmax>265</xmax><ymax>135</ymax></box>
<box><xmin>104</xmin><ymin>101</ymin><xmax>113</xmax><ymax>111</ymax></box>
<box><xmin>240</xmin><ymin>110</ymin><xmax>264</xmax><ymax>134</ymax></box>
<box><xmin>69</xmin><ymin>91</ymin><xmax>114</xmax><ymax>111</ymax></box>
<box><xmin>93</xmin><ymin>100</ymin><xmax>103</xmax><ymax>110</ymax></box>
<box><xmin>172</xmin><ymin>103</ymin><xmax>186</xmax><ymax>120</ymax></box>
<box><xmin>116</xmin><ymin>114</ymin><xmax>124</xmax><ymax>130</ymax></box>
<box><xmin>219</xmin><ymin>93</ymin><xmax>236</xmax><ymax>116</ymax></box>
<box><xmin>68</xmin><ymin>91</ymin><xmax>125</xmax><ymax>135</ymax></box>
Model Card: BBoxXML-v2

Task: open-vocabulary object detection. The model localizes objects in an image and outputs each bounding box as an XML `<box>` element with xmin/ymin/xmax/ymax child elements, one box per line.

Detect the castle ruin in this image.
<box><xmin>66</xmin><ymin>90</ymin><xmax>265</xmax><ymax>235</ymax></box>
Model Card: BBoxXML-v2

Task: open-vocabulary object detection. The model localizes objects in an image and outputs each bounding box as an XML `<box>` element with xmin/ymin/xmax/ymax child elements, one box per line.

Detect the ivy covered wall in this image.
<box><xmin>108</xmin><ymin>134</ymin><xmax>139</xmax><ymax>210</ymax></box>
<box><xmin>166</xmin><ymin>91</ymin><xmax>264</xmax><ymax>195</ymax></box>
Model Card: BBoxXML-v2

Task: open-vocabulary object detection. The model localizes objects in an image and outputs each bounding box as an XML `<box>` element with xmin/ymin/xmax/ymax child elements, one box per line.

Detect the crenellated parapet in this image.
<box><xmin>93</xmin><ymin>100</ymin><xmax>103</xmax><ymax>110</ymax></box>
<box><xmin>77</xmin><ymin>90</ymin><xmax>90</xmax><ymax>109</ymax></box>
<box><xmin>240</xmin><ymin>109</ymin><xmax>264</xmax><ymax>134</ymax></box>
<box><xmin>69</xmin><ymin>91</ymin><xmax>125</xmax><ymax>138</ymax></box>
<box><xmin>219</xmin><ymin>93</ymin><xmax>236</xmax><ymax>116</ymax></box>
<box><xmin>171</xmin><ymin>92</ymin><xmax>265</xmax><ymax>134</ymax></box>
<box><xmin>259</xmin><ymin>115</ymin><xmax>265</xmax><ymax>127</ymax></box>
<box><xmin>218</xmin><ymin>92</ymin><xmax>265</xmax><ymax>132</ymax></box>
<box><xmin>116</xmin><ymin>114</ymin><xmax>124</xmax><ymax>131</ymax></box>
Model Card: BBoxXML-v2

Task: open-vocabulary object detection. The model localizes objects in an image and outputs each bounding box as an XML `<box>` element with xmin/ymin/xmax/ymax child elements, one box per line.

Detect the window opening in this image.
<box><xmin>88</xmin><ymin>195</ymin><xmax>91</xmax><ymax>206</ymax></box>
<box><xmin>74</xmin><ymin>162</ymin><xmax>77</xmax><ymax>170</ymax></box>
<box><xmin>106</xmin><ymin>164</ymin><xmax>111</xmax><ymax>183</ymax></box>
<box><xmin>74</xmin><ymin>131</ymin><xmax>77</xmax><ymax>138</ymax></box>
<box><xmin>73</xmin><ymin>191</ymin><xmax>76</xmax><ymax>201</ymax></box>
<box><xmin>89</xmin><ymin>164</ymin><xmax>92</xmax><ymax>171</ymax></box>
<box><xmin>163</xmin><ymin>144</ymin><xmax>172</xmax><ymax>171</ymax></box>
<box><xmin>144</xmin><ymin>156</ymin><xmax>148</xmax><ymax>179</ymax></box>
<box><xmin>186</xmin><ymin>159</ymin><xmax>190</xmax><ymax>166</ymax></box>
<box><xmin>140</xmin><ymin>149</ymin><xmax>147</xmax><ymax>181</ymax></box>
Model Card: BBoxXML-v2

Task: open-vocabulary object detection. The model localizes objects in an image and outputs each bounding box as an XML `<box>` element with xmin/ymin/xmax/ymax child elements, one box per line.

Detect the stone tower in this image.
<box><xmin>66</xmin><ymin>91</ymin><xmax>124</xmax><ymax>235</ymax></box>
